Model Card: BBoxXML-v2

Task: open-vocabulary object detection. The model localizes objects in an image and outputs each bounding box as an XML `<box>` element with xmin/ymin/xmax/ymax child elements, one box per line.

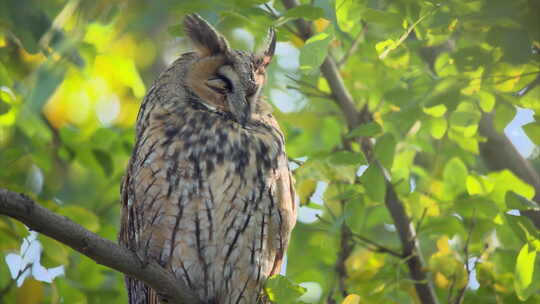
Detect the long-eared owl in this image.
<box><xmin>119</xmin><ymin>14</ymin><xmax>297</xmax><ymax>304</ymax></box>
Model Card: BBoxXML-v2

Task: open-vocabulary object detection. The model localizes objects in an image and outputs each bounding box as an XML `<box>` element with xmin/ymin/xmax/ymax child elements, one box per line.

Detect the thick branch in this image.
<box><xmin>0</xmin><ymin>188</ymin><xmax>199</xmax><ymax>304</ymax></box>
<box><xmin>281</xmin><ymin>1</ymin><xmax>439</xmax><ymax>303</ymax></box>
<box><xmin>479</xmin><ymin>114</ymin><xmax>540</xmax><ymax>204</ymax></box>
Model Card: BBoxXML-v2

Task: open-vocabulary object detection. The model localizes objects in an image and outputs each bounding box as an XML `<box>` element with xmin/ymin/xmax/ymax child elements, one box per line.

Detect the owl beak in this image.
<box><xmin>227</xmin><ymin>90</ymin><xmax>251</xmax><ymax>126</ymax></box>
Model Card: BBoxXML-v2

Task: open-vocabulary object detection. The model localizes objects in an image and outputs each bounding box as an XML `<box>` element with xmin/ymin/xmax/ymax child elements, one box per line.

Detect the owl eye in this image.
<box><xmin>206</xmin><ymin>75</ymin><xmax>232</xmax><ymax>94</ymax></box>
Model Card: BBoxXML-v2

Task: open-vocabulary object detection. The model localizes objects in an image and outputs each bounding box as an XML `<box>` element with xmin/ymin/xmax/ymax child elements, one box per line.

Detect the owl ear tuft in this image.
<box><xmin>184</xmin><ymin>14</ymin><xmax>230</xmax><ymax>57</ymax></box>
<box><xmin>258</xmin><ymin>28</ymin><xmax>276</xmax><ymax>68</ymax></box>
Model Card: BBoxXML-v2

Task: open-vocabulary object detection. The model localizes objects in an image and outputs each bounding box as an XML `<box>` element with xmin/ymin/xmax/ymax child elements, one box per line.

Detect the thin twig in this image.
<box><xmin>338</xmin><ymin>24</ymin><xmax>366</xmax><ymax>67</ymax></box>
<box><xmin>351</xmin><ymin>232</ymin><xmax>404</xmax><ymax>258</ymax></box>
<box><xmin>415</xmin><ymin>207</ymin><xmax>429</xmax><ymax>236</ymax></box>
<box><xmin>452</xmin><ymin>209</ymin><xmax>477</xmax><ymax>304</ymax></box>
<box><xmin>261</xmin><ymin>3</ymin><xmax>301</xmax><ymax>38</ymax></box>
<box><xmin>285</xmin><ymin>74</ymin><xmax>332</xmax><ymax>95</ymax></box>
<box><xmin>286</xmin><ymin>85</ymin><xmax>332</xmax><ymax>99</ymax></box>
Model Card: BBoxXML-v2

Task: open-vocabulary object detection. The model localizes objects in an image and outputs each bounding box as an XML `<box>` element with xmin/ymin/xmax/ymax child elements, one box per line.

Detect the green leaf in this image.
<box><xmin>506</xmin><ymin>191</ymin><xmax>537</xmax><ymax>210</ymax></box>
<box><xmin>466</xmin><ymin>173</ymin><xmax>494</xmax><ymax>196</ymax></box>
<box><xmin>360</xmin><ymin>165</ymin><xmax>386</xmax><ymax>203</ymax></box>
<box><xmin>344</xmin><ymin>198</ymin><xmax>365</xmax><ymax>234</ymax></box>
<box><xmin>0</xmin><ymin>98</ymin><xmax>11</xmax><ymax>115</ymax></box>
<box><xmin>423</xmin><ymin>104</ymin><xmax>447</xmax><ymax>117</ymax></box>
<box><xmin>487</xmin><ymin>27</ymin><xmax>531</xmax><ymax>65</ymax></box>
<box><xmin>26</xmin><ymin>64</ymin><xmax>66</xmax><ymax>113</ymax></box>
<box><xmin>477</xmin><ymin>90</ymin><xmax>496</xmax><ymax>112</ymax></box>
<box><xmin>374</xmin><ymin>134</ymin><xmax>396</xmax><ymax>169</ymax></box>
<box><xmin>327</xmin><ymin>151</ymin><xmax>366</xmax><ymax>166</ymax></box>
<box><xmin>299</xmin><ymin>27</ymin><xmax>333</xmax><ymax>74</ymax></box>
<box><xmin>514</xmin><ymin>243</ymin><xmax>537</xmax><ymax>300</ymax></box>
<box><xmin>443</xmin><ymin>157</ymin><xmax>468</xmax><ymax>199</ymax></box>
<box><xmin>488</xmin><ymin>170</ymin><xmax>535</xmax><ymax>206</ymax></box>
<box><xmin>264</xmin><ymin>275</ymin><xmax>306</xmax><ymax>304</ymax></box>
<box><xmin>493</xmin><ymin>102</ymin><xmax>516</xmax><ymax>133</ymax></box>
<box><xmin>522</xmin><ymin>122</ymin><xmax>540</xmax><ymax>145</ymax></box>
<box><xmin>284</xmin><ymin>4</ymin><xmax>325</xmax><ymax>20</ymax></box>
<box><xmin>347</xmin><ymin>122</ymin><xmax>382</xmax><ymax>138</ymax></box>
<box><xmin>449</xmin><ymin>111</ymin><xmax>480</xmax><ymax>127</ymax></box>
<box><xmin>429</xmin><ymin>117</ymin><xmax>447</xmax><ymax>139</ymax></box>
<box><xmin>362</xmin><ymin>8</ymin><xmax>402</xmax><ymax>29</ymax></box>
<box><xmin>57</xmin><ymin>206</ymin><xmax>100</xmax><ymax>233</ymax></box>
<box><xmin>335</xmin><ymin>0</ymin><xmax>363</xmax><ymax>32</ymax></box>
<box><xmin>92</xmin><ymin>149</ymin><xmax>113</xmax><ymax>176</ymax></box>
<box><xmin>0</xmin><ymin>62</ymin><xmax>13</xmax><ymax>87</ymax></box>
<box><xmin>452</xmin><ymin>47</ymin><xmax>492</xmax><ymax>71</ymax></box>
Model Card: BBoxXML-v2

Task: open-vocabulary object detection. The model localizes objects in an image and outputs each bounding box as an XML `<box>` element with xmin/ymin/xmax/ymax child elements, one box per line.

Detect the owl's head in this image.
<box><xmin>183</xmin><ymin>14</ymin><xmax>276</xmax><ymax>125</ymax></box>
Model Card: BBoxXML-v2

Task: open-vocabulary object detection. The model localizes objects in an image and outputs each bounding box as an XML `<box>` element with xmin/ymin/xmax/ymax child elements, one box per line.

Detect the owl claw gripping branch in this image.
<box><xmin>120</xmin><ymin>14</ymin><xmax>297</xmax><ymax>304</ymax></box>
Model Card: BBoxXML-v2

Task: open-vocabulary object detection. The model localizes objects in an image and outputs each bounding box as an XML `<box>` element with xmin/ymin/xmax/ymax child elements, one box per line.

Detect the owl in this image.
<box><xmin>119</xmin><ymin>14</ymin><xmax>296</xmax><ymax>304</ymax></box>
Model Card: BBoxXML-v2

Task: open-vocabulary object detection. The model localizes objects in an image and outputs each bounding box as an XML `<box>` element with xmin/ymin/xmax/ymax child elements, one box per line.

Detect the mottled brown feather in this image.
<box><xmin>120</xmin><ymin>14</ymin><xmax>295</xmax><ymax>304</ymax></box>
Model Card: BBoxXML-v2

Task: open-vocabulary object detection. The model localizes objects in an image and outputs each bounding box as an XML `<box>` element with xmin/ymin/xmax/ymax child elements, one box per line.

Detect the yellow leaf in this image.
<box><xmin>436</xmin><ymin>236</ymin><xmax>450</xmax><ymax>254</ymax></box>
<box><xmin>290</xmin><ymin>35</ymin><xmax>305</xmax><ymax>48</ymax></box>
<box><xmin>342</xmin><ymin>294</ymin><xmax>361</xmax><ymax>304</ymax></box>
<box><xmin>314</xmin><ymin>18</ymin><xmax>330</xmax><ymax>32</ymax></box>
<box><xmin>16</xmin><ymin>279</ymin><xmax>43</xmax><ymax>304</ymax></box>
<box><xmin>435</xmin><ymin>272</ymin><xmax>450</xmax><ymax>288</ymax></box>
<box><xmin>296</xmin><ymin>179</ymin><xmax>317</xmax><ymax>205</ymax></box>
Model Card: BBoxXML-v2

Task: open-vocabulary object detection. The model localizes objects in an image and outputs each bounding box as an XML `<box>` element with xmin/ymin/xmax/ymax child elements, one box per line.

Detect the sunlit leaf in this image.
<box><xmin>335</xmin><ymin>0</ymin><xmax>363</xmax><ymax>32</ymax></box>
<box><xmin>493</xmin><ymin>102</ymin><xmax>516</xmax><ymax>133</ymax></box>
<box><xmin>488</xmin><ymin>170</ymin><xmax>535</xmax><ymax>207</ymax></box>
<box><xmin>342</xmin><ymin>294</ymin><xmax>361</xmax><ymax>304</ymax></box>
<box><xmin>423</xmin><ymin>104</ymin><xmax>447</xmax><ymax>117</ymax></box>
<box><xmin>264</xmin><ymin>275</ymin><xmax>306</xmax><ymax>304</ymax></box>
<box><xmin>477</xmin><ymin>90</ymin><xmax>496</xmax><ymax>112</ymax></box>
<box><xmin>466</xmin><ymin>173</ymin><xmax>494</xmax><ymax>196</ymax></box>
<box><xmin>515</xmin><ymin>243</ymin><xmax>537</xmax><ymax>300</ymax></box>
<box><xmin>429</xmin><ymin>117</ymin><xmax>447</xmax><ymax>139</ymax></box>
<box><xmin>443</xmin><ymin>157</ymin><xmax>468</xmax><ymax>199</ymax></box>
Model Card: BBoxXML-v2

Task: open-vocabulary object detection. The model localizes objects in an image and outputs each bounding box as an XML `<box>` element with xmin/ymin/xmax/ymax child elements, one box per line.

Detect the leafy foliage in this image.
<box><xmin>1</xmin><ymin>0</ymin><xmax>539</xmax><ymax>303</ymax></box>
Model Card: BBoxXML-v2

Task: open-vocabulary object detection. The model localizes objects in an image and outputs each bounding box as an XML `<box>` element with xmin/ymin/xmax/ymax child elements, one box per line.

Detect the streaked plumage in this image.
<box><xmin>119</xmin><ymin>14</ymin><xmax>296</xmax><ymax>304</ymax></box>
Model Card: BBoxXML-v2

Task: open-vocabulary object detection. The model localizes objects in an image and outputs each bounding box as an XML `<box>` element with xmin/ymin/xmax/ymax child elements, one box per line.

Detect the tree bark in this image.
<box><xmin>0</xmin><ymin>188</ymin><xmax>199</xmax><ymax>304</ymax></box>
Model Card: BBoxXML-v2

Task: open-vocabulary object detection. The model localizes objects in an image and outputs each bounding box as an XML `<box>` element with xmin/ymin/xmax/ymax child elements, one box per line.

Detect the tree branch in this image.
<box><xmin>479</xmin><ymin>114</ymin><xmax>540</xmax><ymax>204</ymax></box>
<box><xmin>281</xmin><ymin>1</ymin><xmax>439</xmax><ymax>303</ymax></box>
<box><xmin>337</xmin><ymin>26</ymin><xmax>365</xmax><ymax>67</ymax></box>
<box><xmin>0</xmin><ymin>188</ymin><xmax>199</xmax><ymax>304</ymax></box>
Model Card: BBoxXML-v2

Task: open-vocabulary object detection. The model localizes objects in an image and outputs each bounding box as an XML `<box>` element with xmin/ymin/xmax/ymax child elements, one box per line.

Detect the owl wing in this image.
<box><xmin>119</xmin><ymin>112</ymin><xmax>170</xmax><ymax>304</ymax></box>
<box><xmin>264</xmin><ymin>114</ymin><xmax>297</xmax><ymax>277</ymax></box>
<box><xmin>269</xmin><ymin>167</ymin><xmax>296</xmax><ymax>276</ymax></box>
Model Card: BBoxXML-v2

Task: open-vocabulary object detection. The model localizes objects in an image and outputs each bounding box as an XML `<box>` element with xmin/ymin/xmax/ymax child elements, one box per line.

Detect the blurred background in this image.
<box><xmin>1</xmin><ymin>0</ymin><xmax>539</xmax><ymax>303</ymax></box>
